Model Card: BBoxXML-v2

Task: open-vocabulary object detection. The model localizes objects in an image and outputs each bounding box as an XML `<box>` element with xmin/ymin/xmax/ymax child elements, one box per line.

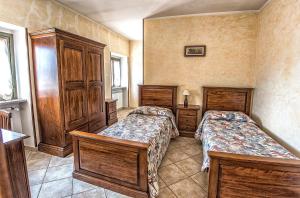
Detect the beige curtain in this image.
<box><xmin>0</xmin><ymin>37</ymin><xmax>13</xmax><ymax>101</ymax></box>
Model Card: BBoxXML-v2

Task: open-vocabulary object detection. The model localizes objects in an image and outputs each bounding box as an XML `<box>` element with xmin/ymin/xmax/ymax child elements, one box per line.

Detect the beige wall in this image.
<box><xmin>0</xmin><ymin>0</ymin><xmax>129</xmax><ymax>146</ymax></box>
<box><xmin>129</xmin><ymin>40</ymin><xmax>143</xmax><ymax>107</ymax></box>
<box><xmin>144</xmin><ymin>13</ymin><xmax>257</xmax><ymax>105</ymax></box>
<box><xmin>253</xmin><ymin>0</ymin><xmax>300</xmax><ymax>155</ymax></box>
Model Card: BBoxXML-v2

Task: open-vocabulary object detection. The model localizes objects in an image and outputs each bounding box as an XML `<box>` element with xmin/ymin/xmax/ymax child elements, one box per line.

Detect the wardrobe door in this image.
<box><xmin>86</xmin><ymin>46</ymin><xmax>106</xmax><ymax>132</ymax></box>
<box><xmin>60</xmin><ymin>39</ymin><xmax>88</xmax><ymax>131</ymax></box>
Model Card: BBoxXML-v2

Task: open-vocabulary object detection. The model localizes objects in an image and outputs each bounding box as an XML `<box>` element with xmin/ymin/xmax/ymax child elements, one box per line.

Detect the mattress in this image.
<box><xmin>195</xmin><ymin>110</ymin><xmax>298</xmax><ymax>170</ymax></box>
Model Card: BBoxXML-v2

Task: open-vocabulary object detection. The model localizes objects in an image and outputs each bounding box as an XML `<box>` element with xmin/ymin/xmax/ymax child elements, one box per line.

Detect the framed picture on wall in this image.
<box><xmin>184</xmin><ymin>45</ymin><xmax>206</xmax><ymax>57</ymax></box>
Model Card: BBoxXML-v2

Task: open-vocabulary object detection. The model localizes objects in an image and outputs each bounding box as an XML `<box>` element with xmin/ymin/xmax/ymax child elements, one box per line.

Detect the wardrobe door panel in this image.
<box><xmin>87</xmin><ymin>47</ymin><xmax>106</xmax><ymax>131</ymax></box>
<box><xmin>65</xmin><ymin>88</ymin><xmax>87</xmax><ymax>128</ymax></box>
<box><xmin>60</xmin><ymin>40</ymin><xmax>88</xmax><ymax>130</ymax></box>
<box><xmin>88</xmin><ymin>86</ymin><xmax>102</xmax><ymax>118</ymax></box>
<box><xmin>88</xmin><ymin>86</ymin><xmax>106</xmax><ymax>132</ymax></box>
<box><xmin>88</xmin><ymin>52</ymin><xmax>102</xmax><ymax>82</ymax></box>
<box><xmin>63</xmin><ymin>47</ymin><xmax>85</xmax><ymax>82</ymax></box>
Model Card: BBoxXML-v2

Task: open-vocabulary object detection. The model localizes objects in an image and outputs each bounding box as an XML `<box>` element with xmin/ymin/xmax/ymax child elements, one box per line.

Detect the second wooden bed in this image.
<box><xmin>199</xmin><ymin>87</ymin><xmax>300</xmax><ymax>198</ymax></box>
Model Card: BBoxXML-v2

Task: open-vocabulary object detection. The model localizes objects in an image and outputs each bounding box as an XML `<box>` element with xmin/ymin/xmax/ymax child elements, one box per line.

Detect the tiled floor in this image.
<box><xmin>26</xmin><ymin>108</ymin><xmax>208</xmax><ymax>198</ymax></box>
<box><xmin>117</xmin><ymin>108</ymin><xmax>135</xmax><ymax>120</ymax></box>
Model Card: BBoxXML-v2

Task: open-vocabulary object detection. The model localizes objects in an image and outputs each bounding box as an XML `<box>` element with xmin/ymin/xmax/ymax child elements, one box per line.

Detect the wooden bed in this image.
<box><xmin>202</xmin><ymin>87</ymin><xmax>300</xmax><ymax>198</ymax></box>
<box><xmin>70</xmin><ymin>85</ymin><xmax>177</xmax><ymax>198</ymax></box>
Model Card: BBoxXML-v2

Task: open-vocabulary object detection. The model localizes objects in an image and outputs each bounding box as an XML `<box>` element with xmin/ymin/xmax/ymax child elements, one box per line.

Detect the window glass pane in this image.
<box><xmin>0</xmin><ymin>37</ymin><xmax>13</xmax><ymax>101</ymax></box>
<box><xmin>113</xmin><ymin>59</ymin><xmax>121</xmax><ymax>87</ymax></box>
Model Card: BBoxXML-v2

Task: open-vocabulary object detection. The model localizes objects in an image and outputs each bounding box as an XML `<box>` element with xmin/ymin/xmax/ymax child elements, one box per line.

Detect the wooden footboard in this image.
<box><xmin>70</xmin><ymin>131</ymin><xmax>149</xmax><ymax>198</ymax></box>
<box><xmin>208</xmin><ymin>151</ymin><xmax>300</xmax><ymax>198</ymax></box>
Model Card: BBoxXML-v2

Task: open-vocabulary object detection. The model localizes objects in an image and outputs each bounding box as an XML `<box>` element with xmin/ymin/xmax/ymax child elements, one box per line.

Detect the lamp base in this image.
<box><xmin>184</xmin><ymin>96</ymin><xmax>188</xmax><ymax>108</ymax></box>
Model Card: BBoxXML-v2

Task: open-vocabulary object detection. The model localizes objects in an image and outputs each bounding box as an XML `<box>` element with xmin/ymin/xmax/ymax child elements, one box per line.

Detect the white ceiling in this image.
<box><xmin>57</xmin><ymin>0</ymin><xmax>268</xmax><ymax>40</ymax></box>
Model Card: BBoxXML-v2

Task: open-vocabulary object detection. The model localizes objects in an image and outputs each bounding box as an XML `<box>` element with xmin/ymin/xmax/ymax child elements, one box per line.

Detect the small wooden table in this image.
<box><xmin>0</xmin><ymin>129</ymin><xmax>30</xmax><ymax>198</ymax></box>
<box><xmin>176</xmin><ymin>104</ymin><xmax>200</xmax><ymax>137</ymax></box>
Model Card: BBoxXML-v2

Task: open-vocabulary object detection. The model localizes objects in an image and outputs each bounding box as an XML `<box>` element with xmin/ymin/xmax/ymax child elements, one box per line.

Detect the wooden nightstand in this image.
<box><xmin>105</xmin><ymin>99</ymin><xmax>118</xmax><ymax>126</ymax></box>
<box><xmin>176</xmin><ymin>104</ymin><xmax>200</xmax><ymax>137</ymax></box>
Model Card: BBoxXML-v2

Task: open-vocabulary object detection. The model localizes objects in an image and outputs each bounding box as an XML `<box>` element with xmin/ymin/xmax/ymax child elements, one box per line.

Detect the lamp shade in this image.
<box><xmin>183</xmin><ymin>89</ymin><xmax>190</xmax><ymax>96</ymax></box>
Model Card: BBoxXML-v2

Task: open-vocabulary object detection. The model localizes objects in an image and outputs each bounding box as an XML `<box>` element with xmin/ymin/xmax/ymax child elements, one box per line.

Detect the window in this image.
<box><xmin>0</xmin><ymin>32</ymin><xmax>17</xmax><ymax>101</ymax></box>
<box><xmin>111</xmin><ymin>57</ymin><xmax>121</xmax><ymax>87</ymax></box>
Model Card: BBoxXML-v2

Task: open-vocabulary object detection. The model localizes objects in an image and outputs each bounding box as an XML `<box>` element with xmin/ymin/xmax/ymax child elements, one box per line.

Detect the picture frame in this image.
<box><xmin>184</xmin><ymin>45</ymin><xmax>206</xmax><ymax>57</ymax></box>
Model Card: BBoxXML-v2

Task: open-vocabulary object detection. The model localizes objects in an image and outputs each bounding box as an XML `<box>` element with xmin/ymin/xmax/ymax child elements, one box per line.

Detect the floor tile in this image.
<box><xmin>28</xmin><ymin>169</ymin><xmax>46</xmax><ymax>186</ymax></box>
<box><xmin>39</xmin><ymin>177</ymin><xmax>73</xmax><ymax>198</ymax></box>
<box><xmin>117</xmin><ymin>108</ymin><xmax>134</xmax><ymax>120</ymax></box>
<box><xmin>191</xmin><ymin>172</ymin><xmax>209</xmax><ymax>191</ymax></box>
<box><xmin>25</xmin><ymin>150</ymin><xmax>31</xmax><ymax>160</ymax></box>
<box><xmin>191</xmin><ymin>154</ymin><xmax>203</xmax><ymax>165</ymax></box>
<box><xmin>158</xmin><ymin>176</ymin><xmax>166</xmax><ymax>189</ymax></box>
<box><xmin>167</xmin><ymin>141</ymin><xmax>179</xmax><ymax>150</ymax></box>
<box><xmin>28</xmin><ymin>151</ymin><xmax>52</xmax><ymax>161</ymax></box>
<box><xmin>49</xmin><ymin>155</ymin><xmax>74</xmax><ymax>167</ymax></box>
<box><xmin>73</xmin><ymin>178</ymin><xmax>97</xmax><ymax>194</ymax></box>
<box><xmin>174</xmin><ymin>137</ymin><xmax>188</xmax><ymax>142</ymax></box>
<box><xmin>27</xmin><ymin>158</ymin><xmax>50</xmax><ymax>171</ymax></box>
<box><xmin>105</xmin><ymin>189</ymin><xmax>132</xmax><ymax>198</ymax></box>
<box><xmin>44</xmin><ymin>164</ymin><xmax>73</xmax><ymax>183</ymax></box>
<box><xmin>72</xmin><ymin>187</ymin><xmax>106</xmax><ymax>198</ymax></box>
<box><xmin>169</xmin><ymin>178</ymin><xmax>207</xmax><ymax>198</ymax></box>
<box><xmin>159</xmin><ymin>157</ymin><xmax>173</xmax><ymax>168</ymax></box>
<box><xmin>164</xmin><ymin>149</ymin><xmax>189</xmax><ymax>163</ymax></box>
<box><xmin>175</xmin><ymin>158</ymin><xmax>201</xmax><ymax>176</ymax></box>
<box><xmin>166</xmin><ymin>145</ymin><xmax>181</xmax><ymax>153</ymax></box>
<box><xmin>182</xmin><ymin>143</ymin><xmax>202</xmax><ymax>156</ymax></box>
<box><xmin>179</xmin><ymin>137</ymin><xmax>198</xmax><ymax>144</ymax></box>
<box><xmin>169</xmin><ymin>139</ymin><xmax>188</xmax><ymax>148</ymax></box>
<box><xmin>158</xmin><ymin>164</ymin><xmax>187</xmax><ymax>185</ymax></box>
<box><xmin>157</xmin><ymin>187</ymin><xmax>176</xmax><ymax>198</ymax></box>
<box><xmin>30</xmin><ymin>184</ymin><xmax>41</xmax><ymax>198</ymax></box>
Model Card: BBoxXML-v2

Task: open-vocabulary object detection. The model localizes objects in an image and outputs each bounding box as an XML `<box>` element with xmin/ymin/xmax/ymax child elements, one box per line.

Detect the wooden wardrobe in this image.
<box><xmin>31</xmin><ymin>28</ymin><xmax>106</xmax><ymax>157</ymax></box>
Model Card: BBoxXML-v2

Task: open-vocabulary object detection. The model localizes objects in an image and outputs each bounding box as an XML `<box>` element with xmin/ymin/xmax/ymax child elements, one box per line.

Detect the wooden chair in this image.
<box><xmin>0</xmin><ymin>110</ymin><xmax>12</xmax><ymax>130</ymax></box>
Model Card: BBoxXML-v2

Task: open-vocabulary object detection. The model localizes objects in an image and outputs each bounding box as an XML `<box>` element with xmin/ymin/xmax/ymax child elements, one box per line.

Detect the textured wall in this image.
<box><xmin>0</xmin><ymin>0</ymin><xmax>130</xmax><ymax>98</ymax></box>
<box><xmin>0</xmin><ymin>0</ymin><xmax>129</xmax><ymax>146</ymax></box>
<box><xmin>253</xmin><ymin>0</ymin><xmax>300</xmax><ymax>154</ymax></box>
<box><xmin>129</xmin><ymin>40</ymin><xmax>143</xmax><ymax>107</ymax></box>
<box><xmin>144</xmin><ymin>13</ymin><xmax>257</xmax><ymax>105</ymax></box>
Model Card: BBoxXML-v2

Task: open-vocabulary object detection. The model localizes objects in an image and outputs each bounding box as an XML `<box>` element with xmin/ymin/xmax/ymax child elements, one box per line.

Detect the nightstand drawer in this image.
<box><xmin>179</xmin><ymin>116</ymin><xmax>197</xmax><ymax>124</ymax></box>
<box><xmin>178</xmin><ymin>116</ymin><xmax>197</xmax><ymax>131</ymax></box>
<box><xmin>105</xmin><ymin>99</ymin><xmax>118</xmax><ymax>126</ymax></box>
<box><xmin>178</xmin><ymin>124</ymin><xmax>196</xmax><ymax>132</ymax></box>
<box><xmin>108</xmin><ymin>103</ymin><xmax>117</xmax><ymax>113</ymax></box>
<box><xmin>109</xmin><ymin>111</ymin><xmax>117</xmax><ymax>120</ymax></box>
<box><xmin>108</xmin><ymin>118</ymin><xmax>118</xmax><ymax>126</ymax></box>
<box><xmin>179</xmin><ymin>109</ymin><xmax>197</xmax><ymax>116</ymax></box>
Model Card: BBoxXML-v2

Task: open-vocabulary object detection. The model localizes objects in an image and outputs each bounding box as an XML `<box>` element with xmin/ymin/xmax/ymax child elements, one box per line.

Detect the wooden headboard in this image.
<box><xmin>138</xmin><ymin>85</ymin><xmax>178</xmax><ymax>114</ymax></box>
<box><xmin>202</xmin><ymin>87</ymin><xmax>253</xmax><ymax>116</ymax></box>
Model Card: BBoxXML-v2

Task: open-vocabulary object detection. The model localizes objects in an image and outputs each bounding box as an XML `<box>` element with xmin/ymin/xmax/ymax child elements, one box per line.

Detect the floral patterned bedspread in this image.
<box><xmin>195</xmin><ymin>110</ymin><xmax>298</xmax><ymax>171</ymax></box>
<box><xmin>98</xmin><ymin>106</ymin><xmax>179</xmax><ymax>198</ymax></box>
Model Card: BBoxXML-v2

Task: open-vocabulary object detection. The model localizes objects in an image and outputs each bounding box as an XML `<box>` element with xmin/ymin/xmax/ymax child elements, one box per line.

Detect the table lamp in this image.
<box><xmin>183</xmin><ymin>89</ymin><xmax>190</xmax><ymax>107</ymax></box>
